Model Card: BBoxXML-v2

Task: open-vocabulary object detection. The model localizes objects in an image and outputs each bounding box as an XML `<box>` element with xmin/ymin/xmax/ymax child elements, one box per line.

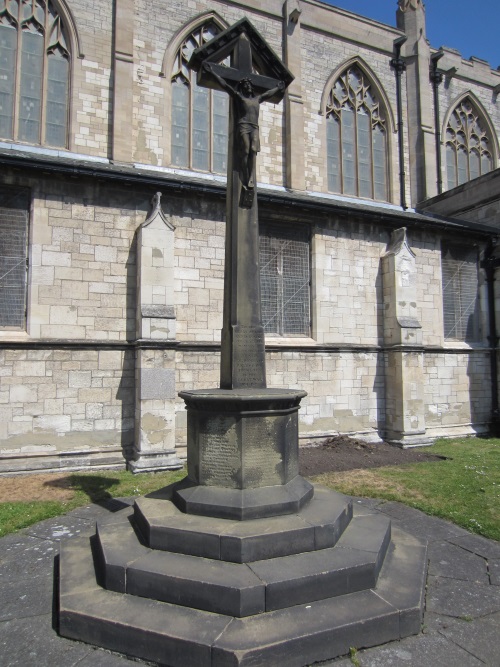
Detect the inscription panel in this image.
<box><xmin>242</xmin><ymin>416</ymin><xmax>284</xmax><ymax>488</ymax></box>
<box><xmin>199</xmin><ymin>415</ymin><xmax>240</xmax><ymax>488</ymax></box>
<box><xmin>233</xmin><ymin>327</ymin><xmax>266</xmax><ymax>388</ymax></box>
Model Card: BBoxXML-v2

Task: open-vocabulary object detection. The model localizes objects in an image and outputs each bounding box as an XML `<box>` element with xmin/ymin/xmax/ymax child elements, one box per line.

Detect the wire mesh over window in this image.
<box><xmin>259</xmin><ymin>224</ymin><xmax>310</xmax><ymax>336</ymax></box>
<box><xmin>441</xmin><ymin>242</ymin><xmax>479</xmax><ymax>342</ymax></box>
<box><xmin>0</xmin><ymin>188</ymin><xmax>29</xmax><ymax>328</ymax></box>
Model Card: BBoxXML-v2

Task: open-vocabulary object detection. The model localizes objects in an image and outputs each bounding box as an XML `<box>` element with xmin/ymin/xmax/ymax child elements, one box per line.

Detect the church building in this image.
<box><xmin>1</xmin><ymin>0</ymin><xmax>500</xmax><ymax>473</ymax></box>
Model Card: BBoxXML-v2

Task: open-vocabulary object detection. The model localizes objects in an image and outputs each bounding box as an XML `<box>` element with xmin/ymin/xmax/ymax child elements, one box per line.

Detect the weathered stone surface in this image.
<box><xmin>426</xmin><ymin>576</ymin><xmax>500</xmax><ymax>618</ymax></box>
<box><xmin>427</xmin><ymin>540</ymin><xmax>489</xmax><ymax>583</ymax></box>
<box><xmin>346</xmin><ymin>632</ymin><xmax>484</xmax><ymax>667</ymax></box>
<box><xmin>437</xmin><ymin>611</ymin><xmax>500</xmax><ymax>666</ymax></box>
<box><xmin>127</xmin><ymin>550</ymin><xmax>265</xmax><ymax>617</ymax></box>
<box><xmin>59</xmin><ymin>525</ymin><xmax>428</xmax><ymax>667</ymax></box>
<box><xmin>373</xmin><ymin>526</ymin><xmax>428</xmax><ymax>638</ymax></box>
<box><xmin>249</xmin><ymin>545</ymin><xmax>381</xmax><ymax>611</ymax></box>
<box><xmin>95</xmin><ymin>521</ymin><xmax>152</xmax><ymax>592</ymax></box>
<box><xmin>135</xmin><ymin>486</ymin><xmax>352</xmax><ymax>563</ymax></box>
<box><xmin>173</xmin><ymin>474</ymin><xmax>314</xmax><ymax>521</ymax></box>
<box><xmin>449</xmin><ymin>533</ymin><xmax>500</xmax><ymax>560</ymax></box>
<box><xmin>59</xmin><ymin>537</ymin><xmax>231</xmax><ymax>667</ymax></box>
<box><xmin>211</xmin><ymin>590</ymin><xmax>400</xmax><ymax>667</ymax></box>
<box><xmin>139</xmin><ymin>368</ymin><xmax>176</xmax><ymax>400</ymax></box>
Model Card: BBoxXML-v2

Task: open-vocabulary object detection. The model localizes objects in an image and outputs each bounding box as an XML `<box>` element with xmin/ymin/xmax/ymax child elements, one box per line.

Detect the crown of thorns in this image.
<box><xmin>238</xmin><ymin>77</ymin><xmax>253</xmax><ymax>88</ymax></box>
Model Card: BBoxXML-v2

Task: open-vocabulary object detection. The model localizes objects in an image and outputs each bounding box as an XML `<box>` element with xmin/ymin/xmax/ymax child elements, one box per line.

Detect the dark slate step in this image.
<box><xmin>248</xmin><ymin>514</ymin><xmax>391</xmax><ymax>611</ymax></box>
<box><xmin>127</xmin><ymin>550</ymin><xmax>266</xmax><ymax>617</ymax></box>
<box><xmin>59</xmin><ymin>537</ymin><xmax>230</xmax><ymax>667</ymax></box>
<box><xmin>134</xmin><ymin>485</ymin><xmax>352</xmax><ymax>563</ymax></box>
<box><xmin>95</xmin><ymin>520</ymin><xmax>151</xmax><ymax>593</ymax></box>
<box><xmin>59</xmin><ymin>526</ymin><xmax>427</xmax><ymax>667</ymax></box>
<box><xmin>95</xmin><ymin>512</ymin><xmax>388</xmax><ymax>617</ymax></box>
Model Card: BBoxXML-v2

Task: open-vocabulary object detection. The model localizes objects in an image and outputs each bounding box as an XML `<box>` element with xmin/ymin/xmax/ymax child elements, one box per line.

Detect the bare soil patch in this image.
<box><xmin>0</xmin><ymin>435</ymin><xmax>444</xmax><ymax>503</ymax></box>
<box><xmin>299</xmin><ymin>434</ymin><xmax>445</xmax><ymax>477</ymax></box>
<box><xmin>0</xmin><ymin>473</ymin><xmax>75</xmax><ymax>503</ymax></box>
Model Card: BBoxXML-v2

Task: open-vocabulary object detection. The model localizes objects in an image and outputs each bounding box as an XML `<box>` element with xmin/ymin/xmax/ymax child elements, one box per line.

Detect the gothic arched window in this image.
<box><xmin>326</xmin><ymin>65</ymin><xmax>388</xmax><ymax>201</ymax></box>
<box><xmin>170</xmin><ymin>21</ymin><xmax>228</xmax><ymax>174</ymax></box>
<box><xmin>0</xmin><ymin>0</ymin><xmax>70</xmax><ymax>148</ymax></box>
<box><xmin>445</xmin><ymin>98</ymin><xmax>493</xmax><ymax>189</ymax></box>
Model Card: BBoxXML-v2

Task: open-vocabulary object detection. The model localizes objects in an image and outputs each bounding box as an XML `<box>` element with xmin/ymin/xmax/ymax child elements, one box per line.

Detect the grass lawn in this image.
<box><xmin>0</xmin><ymin>437</ymin><xmax>499</xmax><ymax>541</ymax></box>
<box><xmin>0</xmin><ymin>467</ymin><xmax>186</xmax><ymax>538</ymax></box>
<box><xmin>314</xmin><ymin>437</ymin><xmax>500</xmax><ymax>542</ymax></box>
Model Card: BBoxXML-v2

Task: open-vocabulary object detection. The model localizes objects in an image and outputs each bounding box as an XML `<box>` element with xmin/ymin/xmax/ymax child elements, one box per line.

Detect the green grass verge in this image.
<box><xmin>0</xmin><ymin>467</ymin><xmax>186</xmax><ymax>538</ymax></box>
<box><xmin>314</xmin><ymin>437</ymin><xmax>500</xmax><ymax>541</ymax></box>
<box><xmin>1</xmin><ymin>437</ymin><xmax>499</xmax><ymax>541</ymax></box>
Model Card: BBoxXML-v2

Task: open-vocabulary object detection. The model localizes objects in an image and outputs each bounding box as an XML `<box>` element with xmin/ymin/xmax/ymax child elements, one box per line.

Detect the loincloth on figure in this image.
<box><xmin>238</xmin><ymin>121</ymin><xmax>261</xmax><ymax>153</ymax></box>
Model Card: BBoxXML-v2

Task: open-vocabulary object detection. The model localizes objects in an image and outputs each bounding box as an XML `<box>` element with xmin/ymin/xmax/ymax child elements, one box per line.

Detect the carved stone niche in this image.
<box><xmin>382</xmin><ymin>227</ymin><xmax>422</xmax><ymax>347</ymax></box>
<box><xmin>136</xmin><ymin>192</ymin><xmax>176</xmax><ymax>341</ymax></box>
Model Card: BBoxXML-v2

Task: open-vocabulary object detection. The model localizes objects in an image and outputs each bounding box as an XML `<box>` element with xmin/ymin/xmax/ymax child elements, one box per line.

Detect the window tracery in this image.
<box><xmin>0</xmin><ymin>0</ymin><xmax>70</xmax><ymax>147</ymax></box>
<box><xmin>325</xmin><ymin>65</ymin><xmax>388</xmax><ymax>201</ymax></box>
<box><xmin>170</xmin><ymin>21</ymin><xmax>228</xmax><ymax>174</ymax></box>
<box><xmin>445</xmin><ymin>99</ymin><xmax>493</xmax><ymax>189</ymax></box>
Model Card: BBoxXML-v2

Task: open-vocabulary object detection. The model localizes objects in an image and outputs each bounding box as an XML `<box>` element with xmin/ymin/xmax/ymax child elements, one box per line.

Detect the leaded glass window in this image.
<box><xmin>445</xmin><ymin>99</ymin><xmax>493</xmax><ymax>190</ymax></box>
<box><xmin>0</xmin><ymin>0</ymin><xmax>69</xmax><ymax>147</ymax></box>
<box><xmin>0</xmin><ymin>187</ymin><xmax>29</xmax><ymax>329</ymax></box>
<box><xmin>171</xmin><ymin>21</ymin><xmax>228</xmax><ymax>174</ymax></box>
<box><xmin>259</xmin><ymin>224</ymin><xmax>310</xmax><ymax>337</ymax></box>
<box><xmin>441</xmin><ymin>242</ymin><xmax>480</xmax><ymax>342</ymax></box>
<box><xmin>326</xmin><ymin>66</ymin><xmax>388</xmax><ymax>201</ymax></box>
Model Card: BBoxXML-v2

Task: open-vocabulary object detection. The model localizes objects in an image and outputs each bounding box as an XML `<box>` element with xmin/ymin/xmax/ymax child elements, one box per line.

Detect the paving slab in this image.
<box><xmin>449</xmin><ymin>532</ymin><xmax>500</xmax><ymax>559</ymax></box>
<box><xmin>66</xmin><ymin>497</ymin><xmax>134</xmax><ymax>521</ymax></box>
<box><xmin>0</xmin><ymin>614</ymin><xmax>92</xmax><ymax>667</ymax></box>
<box><xmin>334</xmin><ymin>632</ymin><xmax>485</xmax><ymax>666</ymax></box>
<box><xmin>74</xmin><ymin>648</ymin><xmax>141</xmax><ymax>666</ymax></box>
<box><xmin>377</xmin><ymin>503</ymin><xmax>470</xmax><ymax>542</ymax></box>
<box><xmin>426</xmin><ymin>575</ymin><xmax>500</xmax><ymax>618</ymax></box>
<box><xmin>2</xmin><ymin>491</ymin><xmax>499</xmax><ymax>666</ymax></box>
<box><xmin>427</xmin><ymin>540</ymin><xmax>489</xmax><ymax>583</ymax></box>
<box><xmin>438</xmin><ymin>610</ymin><xmax>500</xmax><ymax>665</ymax></box>
<box><xmin>0</xmin><ymin>572</ymin><xmax>54</xmax><ymax>622</ymax></box>
<box><xmin>0</xmin><ymin>534</ymin><xmax>58</xmax><ymax>583</ymax></box>
<box><xmin>24</xmin><ymin>515</ymin><xmax>95</xmax><ymax>542</ymax></box>
<box><xmin>490</xmin><ymin>558</ymin><xmax>500</xmax><ymax>585</ymax></box>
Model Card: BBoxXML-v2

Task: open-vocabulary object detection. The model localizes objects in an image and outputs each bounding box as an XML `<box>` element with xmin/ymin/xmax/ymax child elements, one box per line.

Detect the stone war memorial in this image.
<box><xmin>58</xmin><ymin>19</ymin><xmax>427</xmax><ymax>666</ymax></box>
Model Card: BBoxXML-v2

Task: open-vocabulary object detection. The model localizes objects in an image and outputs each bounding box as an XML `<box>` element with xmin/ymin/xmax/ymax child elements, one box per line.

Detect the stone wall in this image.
<box><xmin>0</xmin><ymin>348</ymin><xmax>134</xmax><ymax>472</ymax></box>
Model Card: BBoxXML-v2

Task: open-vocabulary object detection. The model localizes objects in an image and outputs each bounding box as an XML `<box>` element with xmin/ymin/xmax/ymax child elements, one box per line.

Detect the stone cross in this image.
<box><xmin>189</xmin><ymin>20</ymin><xmax>293</xmax><ymax>390</ymax></box>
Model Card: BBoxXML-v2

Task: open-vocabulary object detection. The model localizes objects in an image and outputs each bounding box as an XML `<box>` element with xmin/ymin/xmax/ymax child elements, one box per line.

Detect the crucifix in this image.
<box><xmin>189</xmin><ymin>20</ymin><xmax>293</xmax><ymax>390</ymax></box>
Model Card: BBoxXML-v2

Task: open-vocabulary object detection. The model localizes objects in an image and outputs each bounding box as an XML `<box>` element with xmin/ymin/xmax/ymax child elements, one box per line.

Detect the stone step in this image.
<box><xmin>248</xmin><ymin>514</ymin><xmax>391</xmax><ymax>611</ymax></box>
<box><xmin>95</xmin><ymin>512</ymin><xmax>390</xmax><ymax>617</ymax></box>
<box><xmin>59</xmin><ymin>525</ymin><xmax>428</xmax><ymax>667</ymax></box>
<box><xmin>133</xmin><ymin>485</ymin><xmax>353</xmax><ymax>563</ymax></box>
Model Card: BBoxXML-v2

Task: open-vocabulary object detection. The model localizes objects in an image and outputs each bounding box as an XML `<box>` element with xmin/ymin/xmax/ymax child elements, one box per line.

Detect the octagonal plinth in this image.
<box><xmin>177</xmin><ymin>388</ymin><xmax>312</xmax><ymax>520</ymax></box>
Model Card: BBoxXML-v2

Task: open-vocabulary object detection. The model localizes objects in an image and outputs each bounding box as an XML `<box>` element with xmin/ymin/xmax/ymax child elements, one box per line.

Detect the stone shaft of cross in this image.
<box><xmin>192</xmin><ymin>33</ymin><xmax>286</xmax><ymax>390</ymax></box>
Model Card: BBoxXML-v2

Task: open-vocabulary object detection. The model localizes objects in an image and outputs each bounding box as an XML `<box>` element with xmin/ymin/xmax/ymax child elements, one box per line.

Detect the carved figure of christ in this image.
<box><xmin>203</xmin><ymin>61</ymin><xmax>284</xmax><ymax>190</ymax></box>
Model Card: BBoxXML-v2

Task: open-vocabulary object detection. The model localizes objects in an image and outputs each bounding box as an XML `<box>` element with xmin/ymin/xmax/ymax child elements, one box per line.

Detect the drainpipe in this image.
<box><xmin>430</xmin><ymin>49</ymin><xmax>445</xmax><ymax>195</ymax></box>
<box><xmin>391</xmin><ymin>36</ymin><xmax>407</xmax><ymax>210</ymax></box>
<box><xmin>482</xmin><ymin>238</ymin><xmax>500</xmax><ymax>435</ymax></box>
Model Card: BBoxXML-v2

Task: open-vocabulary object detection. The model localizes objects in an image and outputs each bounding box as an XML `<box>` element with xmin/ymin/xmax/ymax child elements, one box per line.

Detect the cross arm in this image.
<box><xmin>196</xmin><ymin>63</ymin><xmax>285</xmax><ymax>104</ymax></box>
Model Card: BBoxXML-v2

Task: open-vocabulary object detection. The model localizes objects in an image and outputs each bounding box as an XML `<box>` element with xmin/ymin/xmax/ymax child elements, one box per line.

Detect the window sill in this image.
<box><xmin>265</xmin><ymin>337</ymin><xmax>317</xmax><ymax>346</ymax></box>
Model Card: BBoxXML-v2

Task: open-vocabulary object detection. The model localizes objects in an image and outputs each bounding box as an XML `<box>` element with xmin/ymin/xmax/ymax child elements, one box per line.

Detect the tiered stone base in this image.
<box><xmin>58</xmin><ymin>482</ymin><xmax>427</xmax><ymax>666</ymax></box>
